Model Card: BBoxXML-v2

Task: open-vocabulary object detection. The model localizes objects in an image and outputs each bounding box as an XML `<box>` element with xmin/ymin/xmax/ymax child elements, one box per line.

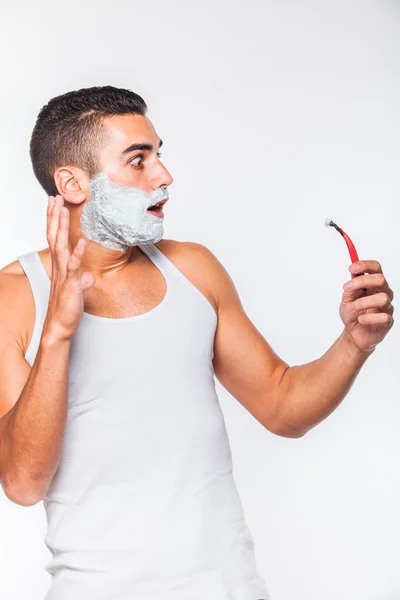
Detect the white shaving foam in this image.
<box><xmin>80</xmin><ymin>172</ymin><xmax>168</xmax><ymax>252</ymax></box>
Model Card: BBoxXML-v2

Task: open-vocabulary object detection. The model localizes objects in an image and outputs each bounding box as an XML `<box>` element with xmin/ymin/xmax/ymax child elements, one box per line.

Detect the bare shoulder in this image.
<box><xmin>156</xmin><ymin>238</ymin><xmax>219</xmax><ymax>266</ymax></box>
<box><xmin>0</xmin><ymin>259</ymin><xmax>25</xmax><ymax>275</ymax></box>
<box><xmin>155</xmin><ymin>239</ymin><xmax>236</xmax><ymax>314</ymax></box>
<box><xmin>0</xmin><ymin>257</ymin><xmax>37</xmax><ymax>356</ymax></box>
<box><xmin>0</xmin><ymin>260</ymin><xmax>31</xmax><ymax>308</ymax></box>
<box><xmin>0</xmin><ymin>254</ymin><xmax>36</xmax><ymax>320</ymax></box>
<box><xmin>0</xmin><ymin>273</ymin><xmax>33</xmax><ymax>353</ymax></box>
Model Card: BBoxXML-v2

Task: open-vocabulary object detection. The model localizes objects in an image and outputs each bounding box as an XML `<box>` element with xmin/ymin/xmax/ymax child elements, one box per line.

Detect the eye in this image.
<box><xmin>129</xmin><ymin>151</ymin><xmax>163</xmax><ymax>168</ymax></box>
<box><xmin>129</xmin><ymin>155</ymin><xmax>143</xmax><ymax>168</ymax></box>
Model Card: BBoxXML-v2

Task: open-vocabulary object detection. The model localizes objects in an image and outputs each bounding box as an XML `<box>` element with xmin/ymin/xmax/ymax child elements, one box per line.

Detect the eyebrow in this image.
<box><xmin>121</xmin><ymin>138</ymin><xmax>163</xmax><ymax>156</ymax></box>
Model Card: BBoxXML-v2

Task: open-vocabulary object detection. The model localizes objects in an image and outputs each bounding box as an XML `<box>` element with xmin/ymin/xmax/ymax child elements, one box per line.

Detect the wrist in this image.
<box><xmin>342</xmin><ymin>328</ymin><xmax>376</xmax><ymax>358</ymax></box>
<box><xmin>41</xmin><ymin>322</ymin><xmax>73</xmax><ymax>347</ymax></box>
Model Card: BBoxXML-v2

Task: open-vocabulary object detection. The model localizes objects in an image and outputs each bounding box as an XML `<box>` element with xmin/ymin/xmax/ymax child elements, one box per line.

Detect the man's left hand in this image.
<box><xmin>340</xmin><ymin>260</ymin><xmax>395</xmax><ymax>353</ymax></box>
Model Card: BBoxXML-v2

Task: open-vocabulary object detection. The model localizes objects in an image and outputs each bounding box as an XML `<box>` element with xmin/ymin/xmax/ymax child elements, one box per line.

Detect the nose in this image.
<box><xmin>151</xmin><ymin>162</ymin><xmax>173</xmax><ymax>190</ymax></box>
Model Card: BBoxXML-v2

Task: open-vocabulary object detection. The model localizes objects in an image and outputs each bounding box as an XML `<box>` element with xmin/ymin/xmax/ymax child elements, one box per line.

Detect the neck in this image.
<box><xmin>68</xmin><ymin>232</ymin><xmax>144</xmax><ymax>282</ymax></box>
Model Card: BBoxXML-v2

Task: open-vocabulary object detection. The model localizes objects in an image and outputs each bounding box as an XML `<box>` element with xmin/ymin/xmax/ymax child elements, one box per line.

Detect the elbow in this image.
<box><xmin>280</xmin><ymin>428</ymin><xmax>306</xmax><ymax>439</ymax></box>
<box><xmin>3</xmin><ymin>484</ymin><xmax>43</xmax><ymax>506</ymax></box>
<box><xmin>2</xmin><ymin>473</ymin><xmax>45</xmax><ymax>507</ymax></box>
<box><xmin>269</xmin><ymin>423</ymin><xmax>307</xmax><ymax>439</ymax></box>
<box><xmin>269</xmin><ymin>365</ymin><xmax>308</xmax><ymax>438</ymax></box>
<box><xmin>263</xmin><ymin>414</ymin><xmax>307</xmax><ymax>438</ymax></box>
<box><xmin>265</xmin><ymin>409</ymin><xmax>307</xmax><ymax>438</ymax></box>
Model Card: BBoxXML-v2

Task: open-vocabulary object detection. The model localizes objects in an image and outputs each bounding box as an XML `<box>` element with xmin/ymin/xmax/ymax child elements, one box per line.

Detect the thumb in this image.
<box><xmin>80</xmin><ymin>271</ymin><xmax>96</xmax><ymax>291</ymax></box>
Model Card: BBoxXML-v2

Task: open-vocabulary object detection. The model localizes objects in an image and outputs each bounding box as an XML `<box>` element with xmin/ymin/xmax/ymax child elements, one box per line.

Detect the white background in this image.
<box><xmin>0</xmin><ymin>1</ymin><xmax>399</xmax><ymax>599</ymax></box>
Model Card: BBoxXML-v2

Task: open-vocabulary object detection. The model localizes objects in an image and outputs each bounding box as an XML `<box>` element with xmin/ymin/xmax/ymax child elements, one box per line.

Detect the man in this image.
<box><xmin>0</xmin><ymin>85</ymin><xmax>394</xmax><ymax>600</ymax></box>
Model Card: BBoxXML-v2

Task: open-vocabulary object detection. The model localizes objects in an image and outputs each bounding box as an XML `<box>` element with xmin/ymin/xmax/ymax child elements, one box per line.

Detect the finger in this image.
<box><xmin>349</xmin><ymin>260</ymin><xmax>383</xmax><ymax>276</ymax></box>
<box><xmin>65</xmin><ymin>238</ymin><xmax>87</xmax><ymax>282</ymax></box>
<box><xmin>80</xmin><ymin>271</ymin><xmax>96</xmax><ymax>292</ymax></box>
<box><xmin>342</xmin><ymin>287</ymin><xmax>366</xmax><ymax>304</ymax></box>
<box><xmin>46</xmin><ymin>196</ymin><xmax>56</xmax><ymax>249</ymax></box>
<box><xmin>46</xmin><ymin>196</ymin><xmax>55</xmax><ymax>234</ymax></box>
<box><xmin>54</xmin><ymin>207</ymin><xmax>70</xmax><ymax>279</ymax></box>
<box><xmin>47</xmin><ymin>197</ymin><xmax>64</xmax><ymax>283</ymax></box>
<box><xmin>358</xmin><ymin>312</ymin><xmax>394</xmax><ymax>328</ymax></box>
<box><xmin>47</xmin><ymin>195</ymin><xmax>64</xmax><ymax>254</ymax></box>
<box><xmin>342</xmin><ymin>273</ymin><xmax>388</xmax><ymax>300</ymax></box>
<box><xmin>350</xmin><ymin>292</ymin><xmax>393</xmax><ymax>314</ymax></box>
<box><xmin>52</xmin><ymin>197</ymin><xmax>67</xmax><ymax>274</ymax></box>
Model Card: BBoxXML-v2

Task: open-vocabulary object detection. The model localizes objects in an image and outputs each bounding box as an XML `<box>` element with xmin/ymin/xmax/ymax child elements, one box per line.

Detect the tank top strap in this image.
<box><xmin>139</xmin><ymin>242</ymin><xmax>181</xmax><ymax>292</ymax></box>
<box><xmin>17</xmin><ymin>250</ymin><xmax>51</xmax><ymax>366</ymax></box>
<box><xmin>138</xmin><ymin>242</ymin><xmax>172</xmax><ymax>277</ymax></box>
<box><xmin>138</xmin><ymin>242</ymin><xmax>218</xmax><ymax>323</ymax></box>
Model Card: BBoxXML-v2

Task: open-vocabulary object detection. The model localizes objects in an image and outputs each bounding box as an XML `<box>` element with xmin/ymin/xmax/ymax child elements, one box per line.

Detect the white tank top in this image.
<box><xmin>17</xmin><ymin>243</ymin><xmax>270</xmax><ymax>600</ymax></box>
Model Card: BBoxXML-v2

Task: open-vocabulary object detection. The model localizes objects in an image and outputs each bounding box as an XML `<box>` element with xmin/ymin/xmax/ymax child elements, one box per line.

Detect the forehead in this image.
<box><xmin>102</xmin><ymin>114</ymin><xmax>158</xmax><ymax>147</ymax></box>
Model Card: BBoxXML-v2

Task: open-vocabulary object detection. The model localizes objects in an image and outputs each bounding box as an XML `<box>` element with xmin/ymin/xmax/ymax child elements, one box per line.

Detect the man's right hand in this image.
<box><xmin>43</xmin><ymin>194</ymin><xmax>96</xmax><ymax>342</ymax></box>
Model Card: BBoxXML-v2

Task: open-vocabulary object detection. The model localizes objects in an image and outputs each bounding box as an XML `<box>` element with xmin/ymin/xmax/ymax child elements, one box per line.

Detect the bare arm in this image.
<box><xmin>0</xmin><ymin>194</ymin><xmax>95</xmax><ymax>506</ymax></box>
<box><xmin>0</xmin><ymin>329</ymin><xmax>71</xmax><ymax>506</ymax></box>
<box><xmin>273</xmin><ymin>259</ymin><xmax>394</xmax><ymax>436</ymax></box>
<box><xmin>181</xmin><ymin>243</ymin><xmax>291</xmax><ymax>436</ymax></box>
<box><xmin>272</xmin><ymin>329</ymin><xmax>374</xmax><ymax>437</ymax></box>
<box><xmin>185</xmin><ymin>244</ymin><xmax>393</xmax><ymax>438</ymax></box>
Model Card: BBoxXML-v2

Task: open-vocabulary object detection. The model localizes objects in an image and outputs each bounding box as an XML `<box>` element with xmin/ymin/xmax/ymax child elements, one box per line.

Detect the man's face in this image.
<box><xmin>96</xmin><ymin>114</ymin><xmax>173</xmax><ymax>193</ymax></box>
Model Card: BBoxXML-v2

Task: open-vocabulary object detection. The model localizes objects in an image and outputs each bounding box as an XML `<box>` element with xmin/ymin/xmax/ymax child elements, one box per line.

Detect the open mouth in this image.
<box><xmin>147</xmin><ymin>198</ymin><xmax>168</xmax><ymax>217</ymax></box>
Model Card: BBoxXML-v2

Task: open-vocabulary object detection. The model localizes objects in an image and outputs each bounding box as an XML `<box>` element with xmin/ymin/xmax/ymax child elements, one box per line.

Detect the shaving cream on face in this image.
<box><xmin>80</xmin><ymin>172</ymin><xmax>168</xmax><ymax>251</ymax></box>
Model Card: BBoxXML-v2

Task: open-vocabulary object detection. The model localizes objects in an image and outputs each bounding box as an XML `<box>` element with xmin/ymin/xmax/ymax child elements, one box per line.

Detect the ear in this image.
<box><xmin>53</xmin><ymin>167</ymin><xmax>90</xmax><ymax>205</ymax></box>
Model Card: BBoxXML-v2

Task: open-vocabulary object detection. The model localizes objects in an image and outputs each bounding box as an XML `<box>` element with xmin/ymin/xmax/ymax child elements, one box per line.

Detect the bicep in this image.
<box><xmin>0</xmin><ymin>319</ymin><xmax>32</xmax><ymax>490</ymax></box>
<box><xmin>212</xmin><ymin>260</ymin><xmax>289</xmax><ymax>432</ymax></box>
<box><xmin>0</xmin><ymin>275</ymin><xmax>32</xmax><ymax>422</ymax></box>
<box><xmin>0</xmin><ymin>335</ymin><xmax>31</xmax><ymax>420</ymax></box>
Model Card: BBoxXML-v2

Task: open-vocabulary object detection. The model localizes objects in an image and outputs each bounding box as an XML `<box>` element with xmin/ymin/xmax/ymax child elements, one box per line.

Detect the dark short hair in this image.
<box><xmin>29</xmin><ymin>85</ymin><xmax>148</xmax><ymax>196</ymax></box>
